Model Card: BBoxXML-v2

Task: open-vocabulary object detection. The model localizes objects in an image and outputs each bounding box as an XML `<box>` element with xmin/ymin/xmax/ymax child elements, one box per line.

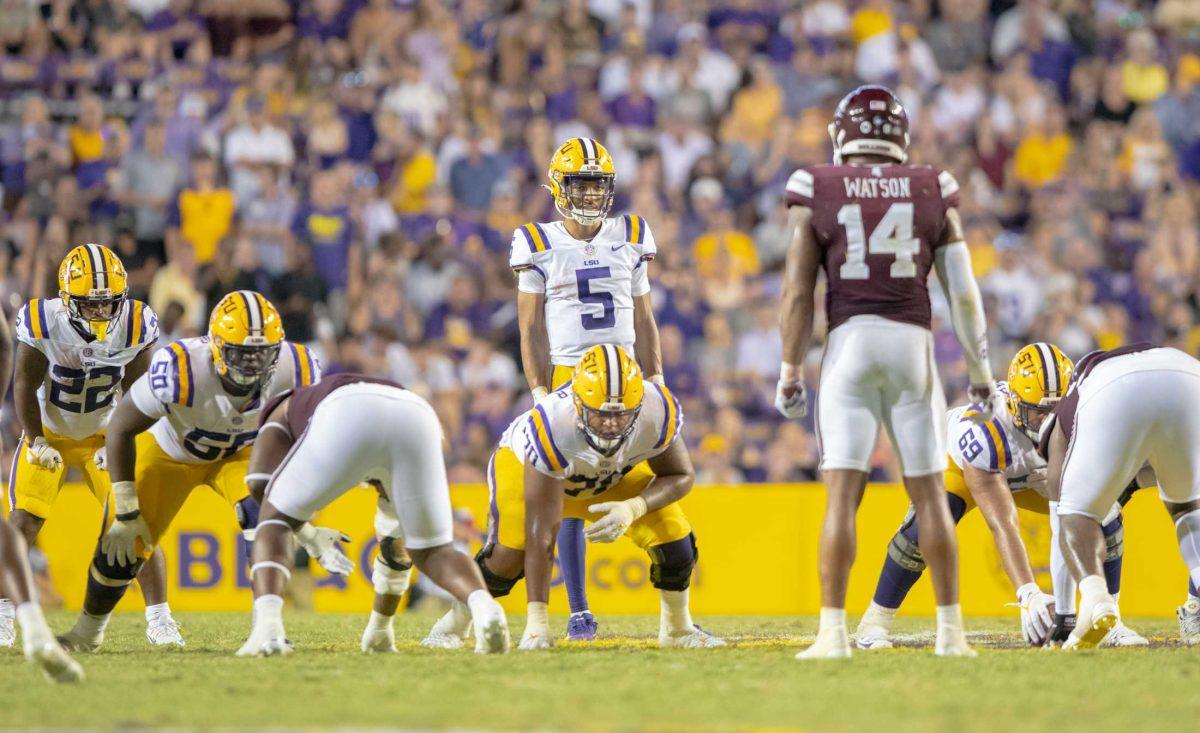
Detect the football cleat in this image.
<box><xmin>1177</xmin><ymin>599</ymin><xmax>1200</xmax><ymax>645</ymax></box>
<box><xmin>854</xmin><ymin>623</ymin><xmax>894</xmax><ymax>650</ymax></box>
<box><xmin>421</xmin><ymin>605</ymin><xmax>471</xmax><ymax>650</ymax></box>
<box><xmin>660</xmin><ymin>625</ymin><xmax>726</xmax><ymax>649</ymax></box>
<box><xmin>27</xmin><ymin>641</ymin><xmax>84</xmax><ymax>684</ymax></box>
<box><xmin>236</xmin><ymin>634</ymin><xmax>294</xmax><ymax>657</ymax></box>
<box><xmin>361</xmin><ymin>624</ymin><xmax>396</xmax><ymax>654</ymax></box>
<box><xmin>566</xmin><ymin>612</ymin><xmax>599</xmax><ymax>642</ymax></box>
<box><xmin>1101</xmin><ymin>622</ymin><xmax>1149</xmax><ymax>647</ymax></box>
<box><xmin>934</xmin><ymin>626</ymin><xmax>976</xmax><ymax>657</ymax></box>
<box><xmin>146</xmin><ymin>616</ymin><xmax>185</xmax><ymax>649</ymax></box>
<box><xmin>797</xmin><ymin>625</ymin><xmax>851</xmax><ymax>659</ymax></box>
<box><xmin>1064</xmin><ymin>597</ymin><xmax>1118</xmax><ymax>650</ymax></box>
<box><xmin>475</xmin><ymin>609</ymin><xmax>512</xmax><ymax>655</ymax></box>
<box><xmin>0</xmin><ymin>614</ymin><xmax>15</xmax><ymax>648</ymax></box>
<box><xmin>56</xmin><ymin>629</ymin><xmax>103</xmax><ymax>654</ymax></box>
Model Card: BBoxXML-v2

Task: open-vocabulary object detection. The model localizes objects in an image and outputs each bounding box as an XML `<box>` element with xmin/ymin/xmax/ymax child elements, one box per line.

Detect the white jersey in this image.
<box><xmin>500</xmin><ymin>380</ymin><xmax>682</xmax><ymax>499</ymax></box>
<box><xmin>509</xmin><ymin>215</ymin><xmax>657</xmax><ymax>366</ymax></box>
<box><xmin>128</xmin><ymin>337</ymin><xmax>321</xmax><ymax>463</ymax></box>
<box><xmin>946</xmin><ymin>382</ymin><xmax>1046</xmax><ymax>496</ymax></box>
<box><xmin>14</xmin><ymin>297</ymin><xmax>159</xmax><ymax>440</ymax></box>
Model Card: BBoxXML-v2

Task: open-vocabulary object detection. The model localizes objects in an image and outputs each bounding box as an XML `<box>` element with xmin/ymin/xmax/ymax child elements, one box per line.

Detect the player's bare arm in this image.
<box><xmin>933</xmin><ymin>208</ymin><xmax>996</xmax><ymax>417</ymax></box>
<box><xmin>518</xmin><ymin>290</ymin><xmax>552</xmax><ymax>397</ymax></box>
<box><xmin>99</xmin><ymin>395</ymin><xmax>157</xmax><ymax>566</ymax></box>
<box><xmin>519</xmin><ymin>461</ymin><xmax>563</xmax><ymax>649</ymax></box>
<box><xmin>245</xmin><ymin>397</ymin><xmax>294</xmax><ymax>504</ymax></box>
<box><xmin>14</xmin><ymin>343</ymin><xmax>50</xmax><ymax>443</ymax></box>
<box><xmin>120</xmin><ymin>347</ymin><xmax>155</xmax><ymax>391</ymax></box>
<box><xmin>103</xmin><ymin>396</ymin><xmax>158</xmax><ymax>485</ymax></box>
<box><xmin>776</xmin><ymin>205</ymin><xmax>819</xmax><ymax>419</ymax></box>
<box><xmin>585</xmin><ymin>439</ymin><xmax>694</xmax><ymax>545</ymax></box>
<box><xmin>633</xmin><ymin>293</ymin><xmax>663</xmax><ymax>382</ymax></box>
<box><xmin>0</xmin><ymin>314</ymin><xmax>12</xmax><ymax>401</ymax></box>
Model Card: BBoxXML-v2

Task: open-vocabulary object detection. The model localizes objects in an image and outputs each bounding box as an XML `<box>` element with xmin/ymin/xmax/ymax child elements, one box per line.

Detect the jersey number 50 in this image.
<box><xmin>48</xmin><ymin>365</ymin><xmax>121</xmax><ymax>414</ymax></box>
<box><xmin>183</xmin><ymin>428</ymin><xmax>258</xmax><ymax>461</ymax></box>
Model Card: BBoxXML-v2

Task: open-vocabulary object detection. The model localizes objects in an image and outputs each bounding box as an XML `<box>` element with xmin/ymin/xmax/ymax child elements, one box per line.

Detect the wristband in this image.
<box><xmin>531</xmin><ymin>386</ymin><xmax>549</xmax><ymax>401</ymax></box>
<box><xmin>647</xmin><ymin>374</ymin><xmax>665</xmax><ymax>386</ymax></box>
<box><xmin>112</xmin><ymin>480</ymin><xmax>140</xmax><ymax>516</ymax></box>
<box><xmin>626</xmin><ymin>496</ymin><xmax>648</xmax><ymax>522</ymax></box>
<box><xmin>296</xmin><ymin>522</ymin><xmax>318</xmax><ymax>544</ymax></box>
<box><xmin>526</xmin><ymin>601</ymin><xmax>549</xmax><ymax>629</ymax></box>
<box><xmin>780</xmin><ymin>362</ymin><xmax>801</xmax><ymax>383</ymax></box>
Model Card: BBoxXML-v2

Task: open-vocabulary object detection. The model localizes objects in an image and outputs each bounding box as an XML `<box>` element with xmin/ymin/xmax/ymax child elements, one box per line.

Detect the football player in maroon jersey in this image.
<box><xmin>777</xmin><ymin>85</ymin><xmax>997</xmax><ymax>658</ymax></box>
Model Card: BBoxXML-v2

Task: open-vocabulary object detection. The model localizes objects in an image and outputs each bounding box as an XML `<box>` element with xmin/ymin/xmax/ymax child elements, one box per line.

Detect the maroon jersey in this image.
<box><xmin>261</xmin><ymin>373</ymin><xmax>404</xmax><ymax>438</ymax></box>
<box><xmin>785</xmin><ymin>163</ymin><xmax>961</xmax><ymax>332</ymax></box>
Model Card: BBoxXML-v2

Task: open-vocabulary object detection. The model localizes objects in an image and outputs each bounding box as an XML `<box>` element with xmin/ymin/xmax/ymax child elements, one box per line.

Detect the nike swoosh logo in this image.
<box><xmin>611</xmin><ymin>244</ymin><xmax>624</xmax><ymax>251</ymax></box>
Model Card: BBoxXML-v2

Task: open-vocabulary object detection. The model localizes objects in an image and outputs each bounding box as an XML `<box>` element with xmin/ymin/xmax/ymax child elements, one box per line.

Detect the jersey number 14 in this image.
<box><xmin>838</xmin><ymin>202</ymin><xmax>920</xmax><ymax>280</ymax></box>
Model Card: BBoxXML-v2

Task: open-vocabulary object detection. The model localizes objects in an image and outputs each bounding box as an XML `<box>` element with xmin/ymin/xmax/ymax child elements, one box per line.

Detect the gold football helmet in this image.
<box><xmin>208</xmin><ymin>291</ymin><xmax>285</xmax><ymax>390</ymax></box>
<box><xmin>546</xmin><ymin>137</ymin><xmax>615</xmax><ymax>225</ymax></box>
<box><xmin>1007</xmin><ymin>342</ymin><xmax>1074</xmax><ymax>440</ymax></box>
<box><xmin>58</xmin><ymin>243</ymin><xmax>128</xmax><ymax>340</ymax></box>
<box><xmin>572</xmin><ymin>344</ymin><xmax>644</xmax><ymax>455</ymax></box>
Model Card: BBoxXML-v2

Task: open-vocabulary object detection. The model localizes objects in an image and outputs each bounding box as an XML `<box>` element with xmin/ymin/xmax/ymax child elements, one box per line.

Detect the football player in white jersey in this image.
<box><xmin>2</xmin><ymin>244</ymin><xmax>183</xmax><ymax>649</ymax></box>
<box><xmin>56</xmin><ymin>291</ymin><xmax>343</xmax><ymax>652</ymax></box>
<box><xmin>854</xmin><ymin>344</ymin><xmax>1146</xmax><ymax>648</ymax></box>
<box><xmin>511</xmin><ymin>137</ymin><xmax>664</xmax><ymax>641</ymax></box>
<box><xmin>423</xmin><ymin>345</ymin><xmax>722</xmax><ymax>650</ymax></box>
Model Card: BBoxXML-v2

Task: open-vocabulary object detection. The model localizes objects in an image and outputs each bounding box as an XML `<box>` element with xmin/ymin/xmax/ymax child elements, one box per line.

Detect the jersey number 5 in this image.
<box><xmin>576</xmin><ymin>267</ymin><xmax>616</xmax><ymax>330</ymax></box>
<box><xmin>838</xmin><ymin>203</ymin><xmax>920</xmax><ymax>280</ymax></box>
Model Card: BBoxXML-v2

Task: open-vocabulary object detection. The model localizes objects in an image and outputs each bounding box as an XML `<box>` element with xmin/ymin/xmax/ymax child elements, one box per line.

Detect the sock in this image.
<box><xmin>1189</xmin><ymin>578</ymin><xmax>1199</xmax><ymax>604</ymax></box>
<box><xmin>15</xmin><ymin>602</ymin><xmax>51</xmax><ymax>647</ymax></box>
<box><xmin>0</xmin><ymin>598</ymin><xmax>14</xmax><ymax>622</ymax></box>
<box><xmin>1079</xmin><ymin>574</ymin><xmax>1109</xmax><ymax>605</ymax></box>
<box><xmin>1175</xmin><ymin>509</ymin><xmax>1200</xmax><ymax>598</ymax></box>
<box><xmin>659</xmin><ymin>589</ymin><xmax>693</xmax><ymax>633</ymax></box>
<box><xmin>860</xmin><ymin>601</ymin><xmax>898</xmax><ymax>630</ymax></box>
<box><xmin>557</xmin><ymin>519</ymin><xmax>589</xmax><ymax>615</ymax></box>
<box><xmin>466</xmin><ymin>589</ymin><xmax>495</xmax><ymax>621</ymax></box>
<box><xmin>145</xmin><ymin>602</ymin><xmax>172</xmax><ymax>625</ymax></box>
<box><xmin>872</xmin><ymin>555</ymin><xmax>923</xmax><ymax>610</ymax></box>
<box><xmin>365</xmin><ymin>610</ymin><xmax>393</xmax><ymax>633</ymax></box>
<box><xmin>253</xmin><ymin>595</ymin><xmax>284</xmax><ymax>627</ymax></box>
<box><xmin>1101</xmin><ymin>516</ymin><xmax>1123</xmax><ymax>595</ymax></box>
<box><xmin>936</xmin><ymin>604</ymin><xmax>963</xmax><ymax>629</ymax></box>
<box><xmin>819</xmin><ymin>606</ymin><xmax>846</xmax><ymax>631</ymax></box>
<box><xmin>70</xmin><ymin>610</ymin><xmax>111</xmax><ymax>641</ymax></box>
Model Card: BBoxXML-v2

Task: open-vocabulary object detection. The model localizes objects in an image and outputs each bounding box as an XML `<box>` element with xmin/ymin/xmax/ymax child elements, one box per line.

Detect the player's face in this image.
<box><xmin>584</xmin><ymin>407</ymin><xmax>637</xmax><ymax>441</ymax></box>
<box><xmin>564</xmin><ymin>175</ymin><xmax>613</xmax><ymax>219</ymax></box>
<box><xmin>1023</xmin><ymin>404</ymin><xmax>1052</xmax><ymax>433</ymax></box>
<box><xmin>222</xmin><ymin>343</ymin><xmax>281</xmax><ymax>387</ymax></box>
<box><xmin>74</xmin><ymin>295</ymin><xmax>122</xmax><ymax>323</ymax></box>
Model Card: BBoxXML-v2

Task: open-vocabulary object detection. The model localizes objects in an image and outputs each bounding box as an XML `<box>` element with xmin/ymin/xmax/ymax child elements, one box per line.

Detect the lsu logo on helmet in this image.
<box><xmin>571</xmin><ymin>344</ymin><xmax>643</xmax><ymax>455</ymax></box>
<box><xmin>58</xmin><ymin>243</ymin><xmax>128</xmax><ymax>340</ymax></box>
<box><xmin>546</xmin><ymin>137</ymin><xmax>615</xmax><ymax>226</ymax></box>
<box><xmin>208</xmin><ymin>291</ymin><xmax>285</xmax><ymax>389</ymax></box>
<box><xmin>1007</xmin><ymin>342</ymin><xmax>1074</xmax><ymax>440</ymax></box>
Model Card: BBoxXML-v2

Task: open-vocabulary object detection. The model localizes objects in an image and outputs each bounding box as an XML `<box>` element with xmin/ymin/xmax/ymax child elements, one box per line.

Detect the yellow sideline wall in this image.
<box><xmin>16</xmin><ymin>482</ymin><xmax>1187</xmax><ymax>617</ymax></box>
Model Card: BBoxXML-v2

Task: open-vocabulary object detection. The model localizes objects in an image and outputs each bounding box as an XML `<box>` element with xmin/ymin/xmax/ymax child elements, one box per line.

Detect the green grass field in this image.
<box><xmin>2</xmin><ymin>611</ymin><xmax>1198</xmax><ymax>732</ymax></box>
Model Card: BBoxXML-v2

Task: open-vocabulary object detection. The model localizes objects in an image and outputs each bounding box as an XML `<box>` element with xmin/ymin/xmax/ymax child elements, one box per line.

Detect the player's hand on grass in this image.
<box><xmin>965</xmin><ymin>382</ymin><xmax>1000</xmax><ymax>423</ymax></box>
<box><xmin>296</xmin><ymin>523</ymin><xmax>355</xmax><ymax>576</ymax></box>
<box><xmin>774</xmin><ymin>381</ymin><xmax>807</xmax><ymax>419</ymax></box>
<box><xmin>93</xmin><ymin>447</ymin><xmax>107</xmax><ymax>471</ymax></box>
<box><xmin>1049</xmin><ymin>613</ymin><xmax>1076</xmax><ymax>645</ymax></box>
<box><xmin>586</xmin><ymin>497</ymin><xmax>647</xmax><ymax>543</ymax></box>
<box><xmin>26</xmin><ymin>436</ymin><xmax>62</xmax><ymax>470</ymax></box>
<box><xmin>1017</xmin><ymin>583</ymin><xmax>1056</xmax><ymax>647</ymax></box>
<box><xmin>102</xmin><ymin>514</ymin><xmax>151</xmax><ymax>567</ymax></box>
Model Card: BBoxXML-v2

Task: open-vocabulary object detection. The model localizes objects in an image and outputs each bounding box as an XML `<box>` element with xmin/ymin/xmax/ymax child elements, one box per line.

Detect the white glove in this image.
<box><xmin>25</xmin><ymin>436</ymin><xmax>62</xmax><ymax>470</ymax></box>
<box><xmin>93</xmin><ymin>447</ymin><xmax>107</xmax><ymax>471</ymax></box>
<box><xmin>101</xmin><ymin>481</ymin><xmax>151</xmax><ymax>567</ymax></box>
<box><xmin>585</xmin><ymin>497</ymin><xmax>647</xmax><ymax>543</ymax></box>
<box><xmin>296</xmin><ymin>523</ymin><xmax>355</xmax><ymax>576</ymax></box>
<box><xmin>965</xmin><ymin>381</ymin><xmax>1001</xmax><ymax>423</ymax></box>
<box><xmin>774</xmin><ymin>381</ymin><xmax>807</xmax><ymax>419</ymax></box>
<box><xmin>531</xmin><ymin>386</ymin><xmax>548</xmax><ymax>401</ymax></box>
<box><xmin>518</xmin><ymin>602</ymin><xmax>553</xmax><ymax>650</ymax></box>
<box><xmin>1017</xmin><ymin>582</ymin><xmax>1056</xmax><ymax>647</ymax></box>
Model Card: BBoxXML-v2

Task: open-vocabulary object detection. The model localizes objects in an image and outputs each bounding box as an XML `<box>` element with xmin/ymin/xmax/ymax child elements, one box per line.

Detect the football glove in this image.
<box><xmin>93</xmin><ymin>447</ymin><xmax>107</xmax><ymax>471</ymax></box>
<box><xmin>775</xmin><ymin>381</ymin><xmax>807</xmax><ymax>419</ymax></box>
<box><xmin>518</xmin><ymin>602</ymin><xmax>553</xmax><ymax>651</ymax></box>
<box><xmin>296</xmin><ymin>523</ymin><xmax>355</xmax><ymax>576</ymax></box>
<box><xmin>101</xmin><ymin>481</ymin><xmax>151</xmax><ymax>567</ymax></box>
<box><xmin>1049</xmin><ymin>613</ymin><xmax>1076</xmax><ymax>645</ymax></box>
<box><xmin>965</xmin><ymin>381</ymin><xmax>1000</xmax><ymax>424</ymax></box>
<box><xmin>1016</xmin><ymin>583</ymin><xmax>1055</xmax><ymax>647</ymax></box>
<box><xmin>25</xmin><ymin>436</ymin><xmax>62</xmax><ymax>470</ymax></box>
<box><xmin>585</xmin><ymin>497</ymin><xmax>647</xmax><ymax>544</ymax></box>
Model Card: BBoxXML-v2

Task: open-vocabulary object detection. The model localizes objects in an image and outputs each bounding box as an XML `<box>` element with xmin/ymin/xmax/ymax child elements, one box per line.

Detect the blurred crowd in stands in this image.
<box><xmin>1</xmin><ymin>0</ymin><xmax>1199</xmax><ymax>484</ymax></box>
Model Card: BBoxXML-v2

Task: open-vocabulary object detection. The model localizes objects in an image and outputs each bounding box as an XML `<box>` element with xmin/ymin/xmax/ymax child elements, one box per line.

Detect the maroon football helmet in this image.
<box><xmin>828</xmin><ymin>85</ymin><xmax>910</xmax><ymax>164</ymax></box>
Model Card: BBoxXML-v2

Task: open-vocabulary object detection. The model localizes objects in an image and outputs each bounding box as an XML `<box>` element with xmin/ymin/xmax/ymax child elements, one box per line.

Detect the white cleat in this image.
<box><xmin>473</xmin><ymin>602</ymin><xmax>511</xmax><ymax>655</ymax></box>
<box><xmin>659</xmin><ymin>624</ymin><xmax>726</xmax><ymax>649</ymax></box>
<box><xmin>236</xmin><ymin>622</ymin><xmax>293</xmax><ymax>657</ymax></box>
<box><xmin>854</xmin><ymin>623</ymin><xmax>894</xmax><ymax>650</ymax></box>
<box><xmin>1101</xmin><ymin>621</ymin><xmax>1149</xmax><ymax>648</ymax></box>
<box><xmin>146</xmin><ymin>617</ymin><xmax>185</xmax><ymax>649</ymax></box>
<box><xmin>56</xmin><ymin>629</ymin><xmax>103</xmax><ymax>654</ymax></box>
<box><xmin>934</xmin><ymin>626</ymin><xmax>976</xmax><ymax>657</ymax></box>
<box><xmin>27</xmin><ymin>641</ymin><xmax>84</xmax><ymax>684</ymax></box>
<box><xmin>0</xmin><ymin>614</ymin><xmax>15</xmax><ymax>648</ymax></box>
<box><xmin>1064</xmin><ymin>597</ymin><xmax>1118</xmax><ymax>650</ymax></box>
<box><xmin>361</xmin><ymin>624</ymin><xmax>397</xmax><ymax>654</ymax></box>
<box><xmin>797</xmin><ymin>626</ymin><xmax>852</xmax><ymax>660</ymax></box>
<box><xmin>421</xmin><ymin>605</ymin><xmax>471</xmax><ymax>650</ymax></box>
<box><xmin>1178</xmin><ymin>599</ymin><xmax>1200</xmax><ymax>645</ymax></box>
<box><xmin>421</xmin><ymin>630</ymin><xmax>466</xmax><ymax>650</ymax></box>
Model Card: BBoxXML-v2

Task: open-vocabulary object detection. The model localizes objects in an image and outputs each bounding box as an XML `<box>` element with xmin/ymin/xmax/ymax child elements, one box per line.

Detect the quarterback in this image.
<box><xmin>512</xmin><ymin>137</ymin><xmax>664</xmax><ymax>641</ymax></box>
<box><xmin>57</xmin><ymin>291</ymin><xmax>339</xmax><ymax>651</ymax></box>
<box><xmin>855</xmin><ymin>344</ymin><xmax>1147</xmax><ymax>648</ymax></box>
<box><xmin>423</xmin><ymin>345</ymin><xmax>721</xmax><ymax>650</ymax></box>
<box><xmin>3</xmin><ymin>244</ymin><xmax>181</xmax><ymax>648</ymax></box>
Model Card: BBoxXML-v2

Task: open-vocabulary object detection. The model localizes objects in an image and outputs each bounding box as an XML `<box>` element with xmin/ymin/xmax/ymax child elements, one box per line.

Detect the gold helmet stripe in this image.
<box><xmin>84</xmin><ymin>243</ymin><xmax>105</xmax><ymax>291</ymax></box>
<box><xmin>1034</xmin><ymin>342</ymin><xmax>1055</xmax><ymax>393</ymax></box>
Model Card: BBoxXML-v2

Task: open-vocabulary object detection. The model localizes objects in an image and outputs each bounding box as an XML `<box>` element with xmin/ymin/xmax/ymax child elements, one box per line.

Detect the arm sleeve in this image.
<box><xmin>934</xmin><ymin>241</ymin><xmax>992</xmax><ymax>385</ymax></box>
<box><xmin>1048</xmin><ymin>502</ymin><xmax>1077</xmax><ymax>614</ymax></box>
<box><xmin>938</xmin><ymin>169</ymin><xmax>962</xmax><ymax>211</ymax></box>
<box><xmin>784</xmin><ymin>167</ymin><xmax>815</xmax><ymax>208</ymax></box>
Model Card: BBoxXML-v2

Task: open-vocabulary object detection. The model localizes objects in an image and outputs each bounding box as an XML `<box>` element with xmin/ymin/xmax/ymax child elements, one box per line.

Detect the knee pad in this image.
<box><xmin>889</xmin><ymin>510</ymin><xmax>926</xmax><ymax>572</ymax></box>
<box><xmin>91</xmin><ymin>547</ymin><xmax>143</xmax><ymax>584</ymax></box>
<box><xmin>1103</xmin><ymin>514</ymin><xmax>1125</xmax><ymax>562</ymax></box>
<box><xmin>649</xmin><ymin>533</ymin><xmax>697</xmax><ymax>592</ymax></box>
<box><xmin>474</xmin><ymin>546</ymin><xmax>521</xmax><ymax>598</ymax></box>
<box><xmin>372</xmin><ymin>557</ymin><xmax>413</xmax><ymax>595</ymax></box>
<box><xmin>946</xmin><ymin>493</ymin><xmax>968</xmax><ymax>523</ymax></box>
<box><xmin>378</xmin><ymin>536</ymin><xmax>412</xmax><ymax>572</ymax></box>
